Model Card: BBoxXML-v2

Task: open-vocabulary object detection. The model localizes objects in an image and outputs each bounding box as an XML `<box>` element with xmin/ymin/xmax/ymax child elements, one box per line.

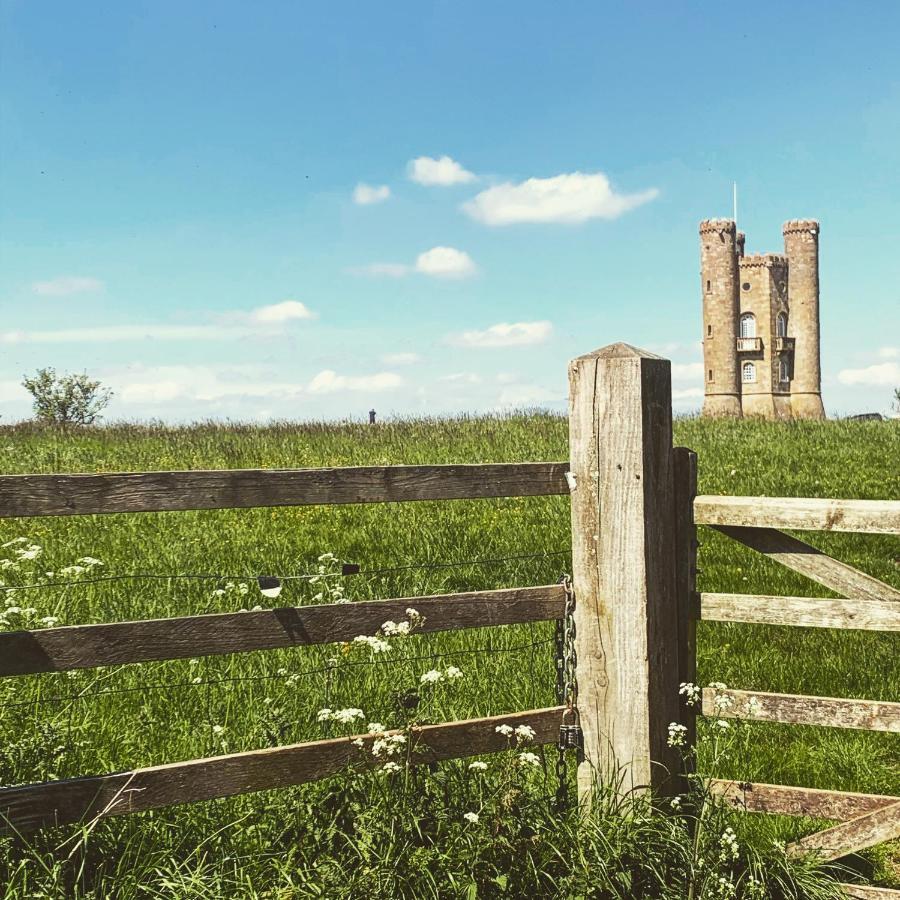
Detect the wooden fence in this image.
<box><xmin>1</xmin><ymin>342</ymin><xmax>898</xmax><ymax>896</ymax></box>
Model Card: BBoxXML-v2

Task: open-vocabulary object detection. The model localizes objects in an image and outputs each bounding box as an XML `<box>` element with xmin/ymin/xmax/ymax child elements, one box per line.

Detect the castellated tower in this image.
<box><xmin>700</xmin><ymin>219</ymin><xmax>742</xmax><ymax>418</ymax></box>
<box><xmin>699</xmin><ymin>218</ymin><xmax>825</xmax><ymax>420</ymax></box>
<box><xmin>783</xmin><ymin>220</ymin><xmax>826</xmax><ymax>419</ymax></box>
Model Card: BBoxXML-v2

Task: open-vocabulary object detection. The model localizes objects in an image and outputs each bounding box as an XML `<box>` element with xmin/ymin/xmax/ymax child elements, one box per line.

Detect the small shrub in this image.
<box><xmin>21</xmin><ymin>368</ymin><xmax>112</xmax><ymax>426</ymax></box>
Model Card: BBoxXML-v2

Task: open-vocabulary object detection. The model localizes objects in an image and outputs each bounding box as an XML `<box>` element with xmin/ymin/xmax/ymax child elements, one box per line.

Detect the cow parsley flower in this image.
<box><xmin>381</xmin><ymin>761</ymin><xmax>402</xmax><ymax>774</ymax></box>
<box><xmin>514</xmin><ymin>725</ymin><xmax>535</xmax><ymax>742</ymax></box>
<box><xmin>445</xmin><ymin>666</ymin><xmax>463</xmax><ymax>680</ymax></box>
<box><xmin>468</xmin><ymin>761</ymin><xmax>488</xmax><ymax>772</ymax></box>
<box><xmin>495</xmin><ymin>724</ymin><xmax>514</xmax><ymax>737</ymax></box>
<box><xmin>463</xmin><ymin>812</ymin><xmax>479</xmax><ymax>824</ymax></box>
<box><xmin>667</xmin><ymin>722</ymin><xmax>688</xmax><ymax>747</ymax></box>
<box><xmin>420</xmin><ymin>669</ymin><xmax>443</xmax><ymax>684</ymax></box>
<box><xmin>517</xmin><ymin>752</ymin><xmax>541</xmax><ymax>767</ymax></box>
<box><xmin>353</xmin><ymin>635</ymin><xmax>391</xmax><ymax>654</ymax></box>
<box><xmin>679</xmin><ymin>682</ymin><xmax>701</xmax><ymax>706</ymax></box>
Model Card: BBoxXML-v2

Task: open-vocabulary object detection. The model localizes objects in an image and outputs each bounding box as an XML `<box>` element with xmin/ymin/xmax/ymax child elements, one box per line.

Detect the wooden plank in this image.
<box><xmin>707</xmin><ymin>780</ymin><xmax>898</xmax><ymax>821</ymax></box>
<box><xmin>673</xmin><ymin>448</ymin><xmax>699</xmax><ymax>775</ymax></box>
<box><xmin>0</xmin><ymin>585</ymin><xmax>566</xmax><ymax>676</ymax></box>
<box><xmin>568</xmin><ymin>343</ymin><xmax>681</xmax><ymax>800</ymax></box>
<box><xmin>695</xmin><ymin>495</ymin><xmax>900</xmax><ymax>534</ymax></box>
<box><xmin>700</xmin><ymin>592</ymin><xmax>900</xmax><ymax>632</ymax></box>
<box><xmin>0</xmin><ymin>462</ymin><xmax>570</xmax><ymax>519</ymax></box>
<box><xmin>787</xmin><ymin>799</ymin><xmax>900</xmax><ymax>861</ymax></box>
<box><xmin>0</xmin><ymin>706</ymin><xmax>564</xmax><ymax>833</ymax></box>
<box><xmin>702</xmin><ymin>688</ymin><xmax>900</xmax><ymax>733</ymax></box>
<box><xmin>711</xmin><ymin>526</ymin><xmax>900</xmax><ymax>603</ymax></box>
<box><xmin>840</xmin><ymin>885</ymin><xmax>900</xmax><ymax>899</ymax></box>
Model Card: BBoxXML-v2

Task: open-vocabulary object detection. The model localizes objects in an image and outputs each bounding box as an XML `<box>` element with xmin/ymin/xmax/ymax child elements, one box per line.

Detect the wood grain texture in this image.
<box><xmin>840</xmin><ymin>885</ymin><xmax>900</xmax><ymax>899</ymax></box>
<box><xmin>700</xmin><ymin>592</ymin><xmax>900</xmax><ymax>632</ymax></box>
<box><xmin>568</xmin><ymin>343</ymin><xmax>681</xmax><ymax>800</ymax></box>
<box><xmin>711</xmin><ymin>526</ymin><xmax>900</xmax><ymax>603</ymax></box>
<box><xmin>707</xmin><ymin>779</ymin><xmax>898</xmax><ymax>821</ymax></box>
<box><xmin>673</xmin><ymin>448</ymin><xmax>699</xmax><ymax>776</ymax></box>
<box><xmin>694</xmin><ymin>496</ymin><xmax>900</xmax><ymax>534</ymax></box>
<box><xmin>0</xmin><ymin>585</ymin><xmax>566</xmax><ymax>676</ymax></box>
<box><xmin>0</xmin><ymin>706</ymin><xmax>564</xmax><ymax>833</ymax></box>
<box><xmin>787</xmin><ymin>800</ymin><xmax>900</xmax><ymax>862</ymax></box>
<box><xmin>702</xmin><ymin>688</ymin><xmax>900</xmax><ymax>733</ymax></box>
<box><xmin>0</xmin><ymin>462</ymin><xmax>570</xmax><ymax>519</ymax></box>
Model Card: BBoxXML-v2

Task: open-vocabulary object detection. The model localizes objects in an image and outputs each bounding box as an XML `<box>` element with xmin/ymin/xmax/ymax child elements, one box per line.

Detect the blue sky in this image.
<box><xmin>1</xmin><ymin>0</ymin><xmax>898</xmax><ymax>422</ymax></box>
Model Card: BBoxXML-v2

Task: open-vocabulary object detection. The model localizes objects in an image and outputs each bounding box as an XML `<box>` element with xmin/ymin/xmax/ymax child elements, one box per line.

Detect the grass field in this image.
<box><xmin>0</xmin><ymin>414</ymin><xmax>897</xmax><ymax>897</ymax></box>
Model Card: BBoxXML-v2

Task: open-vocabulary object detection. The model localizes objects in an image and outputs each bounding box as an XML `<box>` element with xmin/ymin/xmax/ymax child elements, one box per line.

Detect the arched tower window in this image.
<box><xmin>777</xmin><ymin>313</ymin><xmax>788</xmax><ymax>337</ymax></box>
<box><xmin>742</xmin><ymin>362</ymin><xmax>756</xmax><ymax>383</ymax></box>
<box><xmin>779</xmin><ymin>358</ymin><xmax>790</xmax><ymax>382</ymax></box>
<box><xmin>740</xmin><ymin>313</ymin><xmax>756</xmax><ymax>338</ymax></box>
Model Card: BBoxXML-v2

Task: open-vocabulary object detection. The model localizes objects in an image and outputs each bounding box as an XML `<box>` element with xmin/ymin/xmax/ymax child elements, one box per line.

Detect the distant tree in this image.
<box><xmin>21</xmin><ymin>368</ymin><xmax>113</xmax><ymax>425</ymax></box>
<box><xmin>894</xmin><ymin>386</ymin><xmax>900</xmax><ymax>417</ymax></box>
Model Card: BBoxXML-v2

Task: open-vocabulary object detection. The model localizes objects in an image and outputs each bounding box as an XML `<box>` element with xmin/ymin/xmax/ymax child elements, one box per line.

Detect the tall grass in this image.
<box><xmin>0</xmin><ymin>413</ymin><xmax>897</xmax><ymax>896</ymax></box>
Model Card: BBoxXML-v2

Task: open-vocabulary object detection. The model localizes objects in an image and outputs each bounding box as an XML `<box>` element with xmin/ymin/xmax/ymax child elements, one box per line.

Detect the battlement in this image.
<box><xmin>699</xmin><ymin>218</ymin><xmax>736</xmax><ymax>236</ymax></box>
<box><xmin>783</xmin><ymin>219</ymin><xmax>819</xmax><ymax>235</ymax></box>
<box><xmin>739</xmin><ymin>253</ymin><xmax>788</xmax><ymax>269</ymax></box>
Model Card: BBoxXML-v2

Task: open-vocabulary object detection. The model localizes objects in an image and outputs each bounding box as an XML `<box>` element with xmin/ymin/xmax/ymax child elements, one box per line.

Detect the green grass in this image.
<box><xmin>0</xmin><ymin>413</ymin><xmax>897</xmax><ymax>897</ymax></box>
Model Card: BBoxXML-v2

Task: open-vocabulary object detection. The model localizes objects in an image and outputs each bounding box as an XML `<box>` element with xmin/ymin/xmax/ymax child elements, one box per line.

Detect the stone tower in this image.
<box><xmin>700</xmin><ymin>219</ymin><xmax>742</xmax><ymax>418</ymax></box>
<box><xmin>783</xmin><ymin>220</ymin><xmax>826</xmax><ymax>419</ymax></box>
<box><xmin>699</xmin><ymin>218</ymin><xmax>825</xmax><ymax>420</ymax></box>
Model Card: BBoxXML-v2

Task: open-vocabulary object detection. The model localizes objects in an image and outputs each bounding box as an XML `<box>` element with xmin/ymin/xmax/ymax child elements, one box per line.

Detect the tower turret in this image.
<box><xmin>700</xmin><ymin>219</ymin><xmax>742</xmax><ymax>417</ymax></box>
<box><xmin>783</xmin><ymin>220</ymin><xmax>825</xmax><ymax>419</ymax></box>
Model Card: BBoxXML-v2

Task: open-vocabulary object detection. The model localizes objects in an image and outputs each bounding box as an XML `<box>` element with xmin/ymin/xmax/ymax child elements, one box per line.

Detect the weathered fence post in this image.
<box><xmin>568</xmin><ymin>342</ymin><xmax>684</xmax><ymax>801</ymax></box>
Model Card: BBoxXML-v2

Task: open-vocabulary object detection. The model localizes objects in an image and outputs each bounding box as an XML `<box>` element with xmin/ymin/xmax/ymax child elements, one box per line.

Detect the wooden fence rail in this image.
<box><xmin>0</xmin><ymin>585</ymin><xmax>566</xmax><ymax>676</ymax></box>
<box><xmin>0</xmin><ymin>707</ymin><xmax>563</xmax><ymax>834</ymax></box>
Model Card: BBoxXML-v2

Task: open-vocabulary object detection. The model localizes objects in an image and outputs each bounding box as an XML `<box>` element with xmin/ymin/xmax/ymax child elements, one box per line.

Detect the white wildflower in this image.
<box><xmin>420</xmin><ymin>669</ymin><xmax>443</xmax><ymax>685</ymax></box>
<box><xmin>59</xmin><ymin>565</ymin><xmax>87</xmax><ymax>577</ymax></box>
<box><xmin>351</xmin><ymin>738</ymin><xmax>365</xmax><ymax>749</ymax></box>
<box><xmin>381</xmin><ymin>761</ymin><xmax>402</xmax><ymax>774</ymax></box>
<box><xmin>667</xmin><ymin>722</ymin><xmax>688</xmax><ymax>747</ymax></box>
<box><xmin>381</xmin><ymin>620</ymin><xmax>410</xmax><ymax>636</ymax></box>
<box><xmin>78</xmin><ymin>557</ymin><xmax>103</xmax><ymax>568</ymax></box>
<box><xmin>332</xmin><ymin>708</ymin><xmax>365</xmax><ymax>725</ymax></box>
<box><xmin>714</xmin><ymin>719</ymin><xmax>731</xmax><ymax>732</ymax></box>
<box><xmin>367</xmin><ymin>722</ymin><xmax>387</xmax><ymax>735</ymax></box>
<box><xmin>445</xmin><ymin>666</ymin><xmax>463</xmax><ymax>680</ymax></box>
<box><xmin>468</xmin><ymin>761</ymin><xmax>488</xmax><ymax>772</ymax></box>
<box><xmin>514</xmin><ymin>725</ymin><xmax>536</xmax><ymax>742</ymax></box>
<box><xmin>670</xmin><ymin>795</ymin><xmax>682</xmax><ymax>810</ymax></box>
<box><xmin>1</xmin><ymin>537</ymin><xmax>29</xmax><ymax>548</ymax></box>
<box><xmin>40</xmin><ymin>616</ymin><xmax>60</xmax><ymax>627</ymax></box>
<box><xmin>517</xmin><ymin>752</ymin><xmax>541</xmax><ymax>767</ymax></box>
<box><xmin>463</xmin><ymin>811</ymin><xmax>479</xmax><ymax>824</ymax></box>
<box><xmin>352</xmin><ymin>634</ymin><xmax>391</xmax><ymax>654</ymax></box>
<box><xmin>211</xmin><ymin>724</ymin><xmax>226</xmax><ymax>736</ymax></box>
<box><xmin>679</xmin><ymin>682</ymin><xmax>701</xmax><ymax>706</ymax></box>
<box><xmin>495</xmin><ymin>724</ymin><xmax>514</xmax><ymax>737</ymax></box>
<box><xmin>316</xmin><ymin>708</ymin><xmax>334</xmax><ymax>723</ymax></box>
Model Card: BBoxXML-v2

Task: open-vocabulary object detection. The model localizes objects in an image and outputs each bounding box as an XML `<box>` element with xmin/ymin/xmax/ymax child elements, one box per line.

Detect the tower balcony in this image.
<box><xmin>736</xmin><ymin>337</ymin><xmax>762</xmax><ymax>352</ymax></box>
<box><xmin>775</xmin><ymin>336</ymin><xmax>795</xmax><ymax>352</ymax></box>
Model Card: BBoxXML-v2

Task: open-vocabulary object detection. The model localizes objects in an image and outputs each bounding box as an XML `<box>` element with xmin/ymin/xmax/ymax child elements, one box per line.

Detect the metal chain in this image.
<box><xmin>555</xmin><ymin>574</ymin><xmax>579</xmax><ymax>809</ymax></box>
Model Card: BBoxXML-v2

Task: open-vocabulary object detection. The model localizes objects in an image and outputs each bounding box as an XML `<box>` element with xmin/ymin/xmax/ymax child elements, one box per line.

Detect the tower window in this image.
<box><xmin>707</xmin><ymin>324</ymin><xmax>712</xmax><ymax>336</ymax></box>
<box><xmin>777</xmin><ymin>312</ymin><xmax>788</xmax><ymax>337</ymax></box>
<box><xmin>742</xmin><ymin>282</ymin><xmax>751</xmax><ymax>291</ymax></box>
<box><xmin>740</xmin><ymin>313</ymin><xmax>756</xmax><ymax>338</ymax></box>
<box><xmin>742</xmin><ymin>362</ymin><xmax>756</xmax><ymax>383</ymax></box>
<box><xmin>707</xmin><ymin>369</ymin><xmax>714</xmax><ymax>383</ymax></box>
<box><xmin>779</xmin><ymin>358</ymin><xmax>790</xmax><ymax>382</ymax></box>
<box><xmin>706</xmin><ymin>279</ymin><xmax>711</xmax><ymax>293</ymax></box>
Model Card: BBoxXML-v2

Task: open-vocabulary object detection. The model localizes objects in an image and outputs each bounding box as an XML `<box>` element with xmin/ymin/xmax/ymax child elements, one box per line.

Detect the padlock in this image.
<box><xmin>558</xmin><ymin>709</ymin><xmax>582</xmax><ymax>750</ymax></box>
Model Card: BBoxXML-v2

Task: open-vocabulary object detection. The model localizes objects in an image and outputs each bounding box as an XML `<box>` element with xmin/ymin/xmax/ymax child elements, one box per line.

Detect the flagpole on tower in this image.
<box><xmin>733</xmin><ymin>182</ymin><xmax>738</xmax><ymax>228</ymax></box>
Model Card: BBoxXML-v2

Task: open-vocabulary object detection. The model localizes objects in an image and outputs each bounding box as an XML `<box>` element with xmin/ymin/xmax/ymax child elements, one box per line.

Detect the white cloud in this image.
<box><xmin>497</xmin><ymin>384</ymin><xmax>559</xmax><ymax>407</ymax></box>
<box><xmin>112</xmin><ymin>365</ymin><xmax>306</xmax><ymax>405</ymax></box>
<box><xmin>307</xmin><ymin>370</ymin><xmax>403</xmax><ymax>394</ymax></box>
<box><xmin>877</xmin><ymin>346</ymin><xmax>899</xmax><ymax>359</ymax></box>
<box><xmin>837</xmin><ymin>361</ymin><xmax>900</xmax><ymax>386</ymax></box>
<box><xmin>672</xmin><ymin>388</ymin><xmax>704</xmax><ymax>400</ymax></box>
<box><xmin>408</xmin><ymin>155</ymin><xmax>476</xmax><ymax>186</ymax></box>
<box><xmin>353</xmin><ymin>263</ymin><xmax>411</xmax><ymax>278</ymax></box>
<box><xmin>671</xmin><ymin>362</ymin><xmax>704</xmax><ymax>381</ymax></box>
<box><xmin>248</xmin><ymin>300</ymin><xmax>316</xmax><ymax>323</ymax></box>
<box><xmin>353</xmin><ymin>183</ymin><xmax>391</xmax><ymax>205</ymax></box>
<box><xmin>32</xmin><ymin>276</ymin><xmax>104</xmax><ymax>296</ymax></box>
<box><xmin>463</xmin><ymin>171</ymin><xmax>658</xmax><ymax>226</ymax></box>
<box><xmin>440</xmin><ymin>372</ymin><xmax>482</xmax><ymax>384</ymax></box>
<box><xmin>382</xmin><ymin>352</ymin><xmax>421</xmax><ymax>365</ymax></box>
<box><xmin>414</xmin><ymin>246</ymin><xmax>477</xmax><ymax>279</ymax></box>
<box><xmin>1</xmin><ymin>302</ymin><xmax>317</xmax><ymax>344</ymax></box>
<box><xmin>356</xmin><ymin>247</ymin><xmax>476</xmax><ymax>280</ymax></box>
<box><xmin>450</xmin><ymin>321</ymin><xmax>553</xmax><ymax>349</ymax></box>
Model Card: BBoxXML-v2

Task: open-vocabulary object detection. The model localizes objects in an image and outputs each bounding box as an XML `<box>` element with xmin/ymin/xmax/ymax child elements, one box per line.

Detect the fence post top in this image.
<box><xmin>571</xmin><ymin>342</ymin><xmax>666</xmax><ymax>362</ymax></box>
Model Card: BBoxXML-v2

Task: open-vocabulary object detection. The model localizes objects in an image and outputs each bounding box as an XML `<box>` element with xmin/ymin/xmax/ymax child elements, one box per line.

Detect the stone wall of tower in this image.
<box><xmin>700</xmin><ymin>219</ymin><xmax>742</xmax><ymax>417</ymax></box>
<box><xmin>737</xmin><ymin>254</ymin><xmax>792</xmax><ymax>419</ymax></box>
<box><xmin>783</xmin><ymin>220</ymin><xmax>825</xmax><ymax>419</ymax></box>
